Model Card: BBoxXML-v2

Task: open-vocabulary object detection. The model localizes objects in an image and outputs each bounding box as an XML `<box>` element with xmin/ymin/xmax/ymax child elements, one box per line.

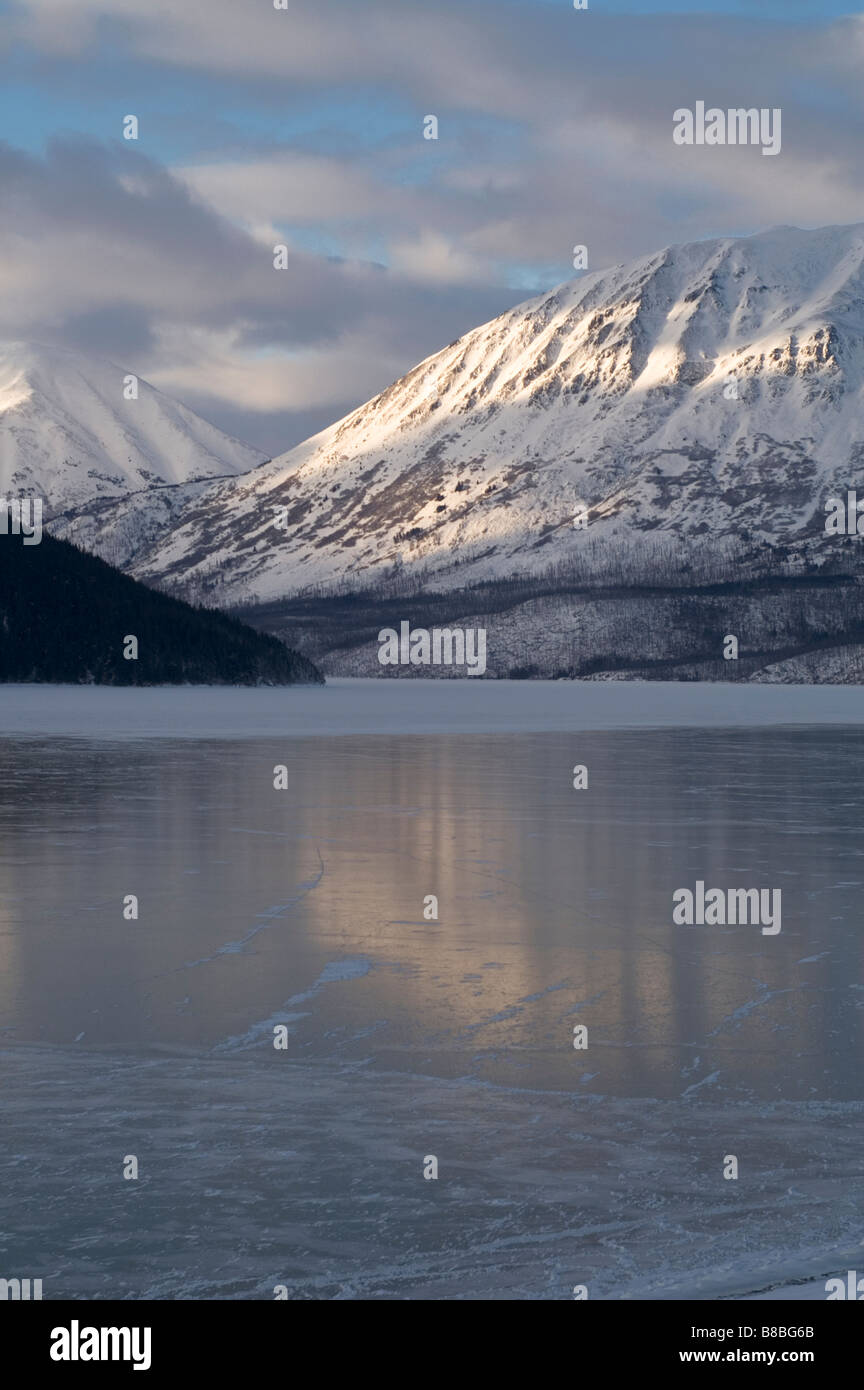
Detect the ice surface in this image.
<box><xmin>1</xmin><ymin>1046</ymin><xmax>861</xmax><ymax>1301</ymax></box>
<box><xmin>3</xmin><ymin>678</ymin><xmax>864</xmax><ymax>738</ymax></box>
<box><xmin>2</xmin><ymin>711</ymin><xmax>862</xmax><ymax>1300</ymax></box>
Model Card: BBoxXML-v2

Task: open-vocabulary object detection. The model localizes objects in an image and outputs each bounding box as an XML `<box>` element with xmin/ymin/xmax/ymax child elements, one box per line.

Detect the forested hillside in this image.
<box><xmin>0</xmin><ymin>530</ymin><xmax>322</xmax><ymax>686</ymax></box>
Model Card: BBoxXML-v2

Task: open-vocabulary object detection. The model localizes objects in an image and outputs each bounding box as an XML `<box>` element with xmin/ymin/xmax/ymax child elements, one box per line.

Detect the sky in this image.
<box><xmin>1</xmin><ymin>0</ymin><xmax>863</xmax><ymax>455</ymax></box>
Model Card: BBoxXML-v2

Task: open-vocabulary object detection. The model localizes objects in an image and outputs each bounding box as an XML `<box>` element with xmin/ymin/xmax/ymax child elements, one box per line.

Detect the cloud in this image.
<box><xmin>0</xmin><ymin>137</ymin><xmax>515</xmax><ymax>450</ymax></box>
<box><xmin>4</xmin><ymin>0</ymin><xmax>864</xmax><ymax>455</ymax></box>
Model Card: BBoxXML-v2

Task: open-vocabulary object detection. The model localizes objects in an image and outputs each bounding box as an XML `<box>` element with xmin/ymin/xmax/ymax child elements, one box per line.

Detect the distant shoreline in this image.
<box><xmin>3</xmin><ymin>678</ymin><xmax>864</xmax><ymax>739</ymax></box>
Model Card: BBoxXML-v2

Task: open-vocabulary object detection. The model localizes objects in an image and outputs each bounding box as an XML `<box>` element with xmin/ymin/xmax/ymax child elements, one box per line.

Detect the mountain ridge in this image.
<box><xmin>124</xmin><ymin>221</ymin><xmax>864</xmax><ymax>606</ymax></box>
<box><xmin>0</xmin><ymin>340</ymin><xmax>265</xmax><ymax>516</ymax></box>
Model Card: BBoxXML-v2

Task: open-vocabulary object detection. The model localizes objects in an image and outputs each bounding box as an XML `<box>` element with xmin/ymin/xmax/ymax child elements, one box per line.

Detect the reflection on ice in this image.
<box><xmin>1</xmin><ymin>719</ymin><xmax>863</xmax><ymax>1298</ymax></box>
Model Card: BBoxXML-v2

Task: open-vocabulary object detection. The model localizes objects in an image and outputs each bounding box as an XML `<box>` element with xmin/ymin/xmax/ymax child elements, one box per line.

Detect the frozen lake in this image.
<box><xmin>0</xmin><ymin>685</ymin><xmax>862</xmax><ymax>1299</ymax></box>
<box><xmin>3</xmin><ymin>676</ymin><xmax>864</xmax><ymax>737</ymax></box>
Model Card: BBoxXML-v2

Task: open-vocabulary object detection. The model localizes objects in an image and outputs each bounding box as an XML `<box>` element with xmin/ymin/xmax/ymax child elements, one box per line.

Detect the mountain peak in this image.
<box><xmin>0</xmin><ymin>341</ymin><xmax>265</xmax><ymax>516</ymax></box>
<box><xmin>91</xmin><ymin>222</ymin><xmax>864</xmax><ymax>602</ymax></box>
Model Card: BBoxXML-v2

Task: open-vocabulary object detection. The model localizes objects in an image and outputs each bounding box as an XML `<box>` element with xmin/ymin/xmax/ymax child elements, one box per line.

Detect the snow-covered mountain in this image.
<box><xmin>0</xmin><ymin>342</ymin><xmax>265</xmax><ymax>516</ymax></box>
<box><xmin>131</xmin><ymin>222</ymin><xmax>864</xmax><ymax>606</ymax></box>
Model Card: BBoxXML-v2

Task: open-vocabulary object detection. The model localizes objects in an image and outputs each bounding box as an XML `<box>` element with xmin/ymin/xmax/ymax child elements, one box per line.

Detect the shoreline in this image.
<box><xmin>3</xmin><ymin>678</ymin><xmax>864</xmax><ymax>738</ymax></box>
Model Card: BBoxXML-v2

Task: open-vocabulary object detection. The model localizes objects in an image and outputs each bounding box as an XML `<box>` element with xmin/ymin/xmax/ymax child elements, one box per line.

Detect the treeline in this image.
<box><xmin>237</xmin><ymin>532</ymin><xmax>864</xmax><ymax>614</ymax></box>
<box><xmin>0</xmin><ymin>531</ymin><xmax>323</xmax><ymax>686</ymax></box>
<box><xmin>235</xmin><ymin>549</ymin><xmax>862</xmax><ymax>658</ymax></box>
<box><xmin>232</xmin><ymin>553</ymin><xmax>864</xmax><ymax>684</ymax></box>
